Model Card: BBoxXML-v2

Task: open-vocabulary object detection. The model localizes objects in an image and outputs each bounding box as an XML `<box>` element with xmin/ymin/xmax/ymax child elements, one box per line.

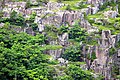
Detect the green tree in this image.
<box><xmin>29</xmin><ymin>12</ymin><xmax>36</xmax><ymax>23</ymax></box>
<box><xmin>66</xmin><ymin>64</ymin><xmax>93</xmax><ymax>80</ymax></box>
<box><xmin>10</xmin><ymin>10</ymin><xmax>17</xmax><ymax>20</ymax></box>
<box><xmin>0</xmin><ymin>27</ymin><xmax>56</xmax><ymax>80</ymax></box>
<box><xmin>30</xmin><ymin>23</ymin><xmax>38</xmax><ymax>31</ymax></box>
<box><xmin>69</xmin><ymin>24</ymin><xmax>88</xmax><ymax>42</ymax></box>
<box><xmin>109</xmin><ymin>47</ymin><xmax>116</xmax><ymax>56</ymax></box>
<box><xmin>10</xmin><ymin>11</ymin><xmax>25</xmax><ymax>26</ymax></box>
<box><xmin>59</xmin><ymin>25</ymin><xmax>69</xmax><ymax>34</ymax></box>
<box><xmin>62</xmin><ymin>45</ymin><xmax>82</xmax><ymax>61</ymax></box>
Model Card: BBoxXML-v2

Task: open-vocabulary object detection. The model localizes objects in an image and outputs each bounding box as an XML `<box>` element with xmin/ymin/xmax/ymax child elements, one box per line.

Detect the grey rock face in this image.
<box><xmin>58</xmin><ymin>33</ymin><xmax>69</xmax><ymax>46</ymax></box>
<box><xmin>38</xmin><ymin>24</ymin><xmax>45</xmax><ymax>32</ymax></box>
<box><xmin>88</xmin><ymin>30</ymin><xmax>120</xmax><ymax>79</ymax></box>
<box><xmin>104</xmin><ymin>11</ymin><xmax>118</xmax><ymax>18</ymax></box>
<box><xmin>58</xmin><ymin>58</ymin><xmax>68</xmax><ymax>66</ymax></box>
<box><xmin>87</xmin><ymin>0</ymin><xmax>106</xmax><ymax>5</ymax></box>
<box><xmin>3</xmin><ymin>2</ymin><xmax>32</xmax><ymax>17</ymax></box>
<box><xmin>0</xmin><ymin>23</ymin><xmax>5</xmax><ymax>28</ymax></box>
<box><xmin>116</xmin><ymin>34</ymin><xmax>120</xmax><ymax>42</ymax></box>
<box><xmin>48</xmin><ymin>40</ymin><xmax>61</xmax><ymax>59</ymax></box>
<box><xmin>25</xmin><ymin>27</ymin><xmax>36</xmax><ymax>36</ymax></box>
<box><xmin>118</xmin><ymin>49</ymin><xmax>120</xmax><ymax>57</ymax></box>
<box><xmin>81</xmin><ymin>30</ymin><xmax>119</xmax><ymax>79</ymax></box>
<box><xmin>62</xmin><ymin>11</ymin><xmax>81</xmax><ymax>25</ymax></box>
<box><xmin>47</xmin><ymin>33</ymin><xmax>69</xmax><ymax>59</ymax></box>
<box><xmin>47</xmin><ymin>2</ymin><xmax>64</xmax><ymax>11</ymax></box>
<box><xmin>81</xmin><ymin>19</ymin><xmax>91</xmax><ymax>28</ymax></box>
<box><xmin>92</xmin><ymin>7</ymin><xmax>99</xmax><ymax>14</ymax></box>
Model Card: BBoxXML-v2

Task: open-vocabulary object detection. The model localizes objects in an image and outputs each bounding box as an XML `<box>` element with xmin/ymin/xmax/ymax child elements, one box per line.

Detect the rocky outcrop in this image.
<box><xmin>12</xmin><ymin>27</ymin><xmax>35</xmax><ymax>35</ymax></box>
<box><xmin>2</xmin><ymin>0</ymin><xmax>119</xmax><ymax>79</ymax></box>
<box><xmin>62</xmin><ymin>11</ymin><xmax>81</xmax><ymax>25</ymax></box>
<box><xmin>46</xmin><ymin>33</ymin><xmax>69</xmax><ymax>59</ymax></box>
<box><xmin>80</xmin><ymin>30</ymin><xmax>119</xmax><ymax>79</ymax></box>
<box><xmin>58</xmin><ymin>33</ymin><xmax>69</xmax><ymax>46</ymax></box>
<box><xmin>47</xmin><ymin>2</ymin><xmax>65</xmax><ymax>11</ymax></box>
<box><xmin>88</xmin><ymin>30</ymin><xmax>120</xmax><ymax>79</ymax></box>
<box><xmin>104</xmin><ymin>10</ymin><xmax>118</xmax><ymax>18</ymax></box>
<box><xmin>3</xmin><ymin>2</ymin><xmax>32</xmax><ymax>17</ymax></box>
<box><xmin>25</xmin><ymin>27</ymin><xmax>36</xmax><ymax>36</ymax></box>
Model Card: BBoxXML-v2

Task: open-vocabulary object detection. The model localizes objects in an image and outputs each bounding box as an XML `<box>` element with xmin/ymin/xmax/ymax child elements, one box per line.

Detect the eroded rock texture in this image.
<box><xmin>1</xmin><ymin>0</ymin><xmax>119</xmax><ymax>79</ymax></box>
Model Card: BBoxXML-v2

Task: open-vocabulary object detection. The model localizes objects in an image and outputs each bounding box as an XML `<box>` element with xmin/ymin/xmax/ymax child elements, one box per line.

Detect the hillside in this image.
<box><xmin>0</xmin><ymin>0</ymin><xmax>120</xmax><ymax>80</ymax></box>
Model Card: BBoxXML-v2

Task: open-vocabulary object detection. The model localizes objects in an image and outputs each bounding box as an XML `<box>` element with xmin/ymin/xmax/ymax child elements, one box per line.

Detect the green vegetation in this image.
<box><xmin>58</xmin><ymin>25</ymin><xmax>69</xmax><ymax>34</ymax></box>
<box><xmin>0</xmin><ymin>11</ymin><xmax>38</xmax><ymax>31</ymax></box>
<box><xmin>0</xmin><ymin>11</ymin><xmax>4</xmax><ymax>18</ymax></box>
<box><xmin>0</xmin><ymin>25</ymin><xmax>95</xmax><ymax>80</ymax></box>
<box><xmin>29</xmin><ymin>23</ymin><xmax>38</xmax><ymax>31</ymax></box>
<box><xmin>25</xmin><ymin>0</ymin><xmax>31</xmax><ymax>9</ymax></box>
<box><xmin>62</xmin><ymin>45</ymin><xmax>82</xmax><ymax>61</ymax></box>
<box><xmin>87</xmin><ymin>52</ymin><xmax>96</xmax><ymax>61</ymax></box>
<box><xmin>60</xmin><ymin>0</ymin><xmax>88</xmax><ymax>11</ymax></box>
<box><xmin>7</xmin><ymin>10</ymin><xmax>25</xmax><ymax>26</ymax></box>
<box><xmin>112</xmin><ymin>65</ymin><xmax>119</xmax><ymax>79</ymax></box>
<box><xmin>109</xmin><ymin>47</ymin><xmax>117</xmax><ymax>56</ymax></box>
<box><xmin>0</xmin><ymin>26</ymin><xmax>56</xmax><ymax>80</ymax></box>
<box><xmin>69</xmin><ymin>24</ymin><xmax>88</xmax><ymax>42</ymax></box>
<box><xmin>65</xmin><ymin>64</ymin><xmax>93</xmax><ymax>80</ymax></box>
<box><xmin>117</xmin><ymin>0</ymin><xmax>120</xmax><ymax>13</ymax></box>
<box><xmin>44</xmin><ymin>25</ymin><xmax>59</xmax><ymax>40</ymax></box>
<box><xmin>116</xmin><ymin>40</ymin><xmax>120</xmax><ymax>48</ymax></box>
<box><xmin>1</xmin><ymin>0</ymin><xmax>120</xmax><ymax>79</ymax></box>
<box><xmin>86</xmin><ymin>11</ymin><xmax>120</xmax><ymax>35</ymax></box>
<box><xmin>99</xmin><ymin>0</ymin><xmax>117</xmax><ymax>11</ymax></box>
<box><xmin>37</xmin><ymin>0</ymin><xmax>49</xmax><ymax>4</ymax></box>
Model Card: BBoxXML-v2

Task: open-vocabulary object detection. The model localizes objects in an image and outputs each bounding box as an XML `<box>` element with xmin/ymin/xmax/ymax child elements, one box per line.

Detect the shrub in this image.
<box><xmin>109</xmin><ymin>47</ymin><xmax>116</xmax><ymax>56</ymax></box>
<box><xmin>62</xmin><ymin>45</ymin><xmax>82</xmax><ymax>61</ymax></box>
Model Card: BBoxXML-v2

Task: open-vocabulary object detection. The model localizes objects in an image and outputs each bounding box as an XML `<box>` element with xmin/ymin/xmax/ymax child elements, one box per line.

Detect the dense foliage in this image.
<box><xmin>65</xmin><ymin>64</ymin><xmax>93</xmax><ymax>80</ymax></box>
<box><xmin>0</xmin><ymin>11</ymin><xmax>38</xmax><ymax>31</ymax></box>
<box><xmin>62</xmin><ymin>45</ymin><xmax>82</xmax><ymax>62</ymax></box>
<box><xmin>69</xmin><ymin>24</ymin><xmax>88</xmax><ymax>42</ymax></box>
<box><xmin>0</xmin><ymin>26</ymin><xmax>56</xmax><ymax>80</ymax></box>
<box><xmin>1</xmin><ymin>0</ymin><xmax>120</xmax><ymax>79</ymax></box>
<box><xmin>0</xmin><ymin>25</ymin><xmax>94</xmax><ymax>80</ymax></box>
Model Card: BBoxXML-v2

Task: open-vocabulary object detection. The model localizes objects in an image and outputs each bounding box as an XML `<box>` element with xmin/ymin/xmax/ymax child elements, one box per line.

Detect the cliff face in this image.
<box><xmin>37</xmin><ymin>0</ymin><xmax>119</xmax><ymax>79</ymax></box>
<box><xmin>1</xmin><ymin>0</ymin><xmax>120</xmax><ymax>79</ymax></box>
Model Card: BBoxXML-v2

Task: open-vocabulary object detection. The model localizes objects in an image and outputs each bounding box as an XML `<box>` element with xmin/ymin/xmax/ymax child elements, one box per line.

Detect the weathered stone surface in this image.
<box><xmin>104</xmin><ymin>11</ymin><xmax>118</xmax><ymax>18</ymax></box>
<box><xmin>80</xmin><ymin>19</ymin><xmax>92</xmax><ymax>30</ymax></box>
<box><xmin>116</xmin><ymin>34</ymin><xmax>120</xmax><ymax>42</ymax></box>
<box><xmin>88</xmin><ymin>30</ymin><xmax>120</xmax><ymax>79</ymax></box>
<box><xmin>58</xmin><ymin>58</ymin><xmax>68</xmax><ymax>66</ymax></box>
<box><xmin>62</xmin><ymin>11</ymin><xmax>81</xmax><ymax>25</ymax></box>
<box><xmin>3</xmin><ymin>1</ymin><xmax>32</xmax><ymax>17</ymax></box>
<box><xmin>118</xmin><ymin>49</ymin><xmax>120</xmax><ymax>57</ymax></box>
<box><xmin>2</xmin><ymin>1</ymin><xmax>120</xmax><ymax>79</ymax></box>
<box><xmin>25</xmin><ymin>27</ymin><xmax>36</xmax><ymax>36</ymax></box>
<box><xmin>58</xmin><ymin>33</ymin><xmax>69</xmax><ymax>46</ymax></box>
<box><xmin>49</xmin><ymin>49</ymin><xmax>63</xmax><ymax>59</ymax></box>
<box><xmin>47</xmin><ymin>2</ymin><xmax>64</xmax><ymax>11</ymax></box>
<box><xmin>38</xmin><ymin>24</ymin><xmax>45</xmax><ymax>32</ymax></box>
<box><xmin>87</xmin><ymin>0</ymin><xmax>106</xmax><ymax>5</ymax></box>
<box><xmin>92</xmin><ymin>7</ymin><xmax>99</xmax><ymax>14</ymax></box>
<box><xmin>0</xmin><ymin>23</ymin><xmax>4</xmax><ymax>27</ymax></box>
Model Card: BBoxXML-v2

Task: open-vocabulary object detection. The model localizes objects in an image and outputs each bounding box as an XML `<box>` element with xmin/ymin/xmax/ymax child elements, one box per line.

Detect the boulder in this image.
<box><xmin>58</xmin><ymin>33</ymin><xmax>69</xmax><ymax>46</ymax></box>
<box><xmin>0</xmin><ymin>23</ymin><xmax>4</xmax><ymax>27</ymax></box>
<box><xmin>104</xmin><ymin>11</ymin><xmax>118</xmax><ymax>18</ymax></box>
